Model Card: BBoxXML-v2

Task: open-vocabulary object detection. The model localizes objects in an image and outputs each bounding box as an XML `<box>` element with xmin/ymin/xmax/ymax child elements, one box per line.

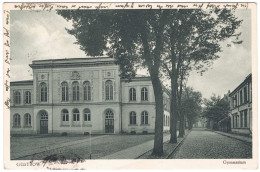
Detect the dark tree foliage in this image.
<box><xmin>161</xmin><ymin>9</ymin><xmax>242</xmax><ymax>143</ymax></box>
<box><xmin>181</xmin><ymin>87</ymin><xmax>203</xmax><ymax>130</ymax></box>
<box><xmin>57</xmin><ymin>10</ymin><xmax>170</xmax><ymax>156</ymax></box>
<box><xmin>203</xmin><ymin>94</ymin><xmax>230</xmax><ymax>129</ymax></box>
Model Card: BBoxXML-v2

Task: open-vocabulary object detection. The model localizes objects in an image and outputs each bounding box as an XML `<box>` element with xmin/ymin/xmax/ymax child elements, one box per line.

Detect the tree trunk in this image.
<box><xmin>151</xmin><ymin>74</ymin><xmax>164</xmax><ymax>156</ymax></box>
<box><xmin>178</xmin><ymin>111</ymin><xmax>185</xmax><ymax>137</ymax></box>
<box><xmin>169</xmin><ymin>74</ymin><xmax>178</xmax><ymax>143</ymax></box>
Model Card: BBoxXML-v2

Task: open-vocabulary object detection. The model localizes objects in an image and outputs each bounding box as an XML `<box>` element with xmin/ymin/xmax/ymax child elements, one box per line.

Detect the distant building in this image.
<box><xmin>229</xmin><ymin>74</ymin><xmax>252</xmax><ymax>135</ymax></box>
<box><xmin>10</xmin><ymin>57</ymin><xmax>171</xmax><ymax>135</ymax></box>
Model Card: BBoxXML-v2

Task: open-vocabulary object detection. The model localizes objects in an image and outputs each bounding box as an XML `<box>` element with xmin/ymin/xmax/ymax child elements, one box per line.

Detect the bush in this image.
<box><xmin>130</xmin><ymin>131</ymin><xmax>136</xmax><ymax>135</ymax></box>
<box><xmin>84</xmin><ymin>132</ymin><xmax>90</xmax><ymax>136</ymax></box>
<box><xmin>61</xmin><ymin>132</ymin><xmax>68</xmax><ymax>136</ymax></box>
<box><xmin>142</xmin><ymin>131</ymin><xmax>148</xmax><ymax>135</ymax></box>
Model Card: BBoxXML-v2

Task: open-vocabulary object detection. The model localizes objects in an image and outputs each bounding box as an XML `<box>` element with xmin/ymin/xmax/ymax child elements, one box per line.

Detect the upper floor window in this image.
<box><xmin>72</xmin><ymin>81</ymin><xmax>79</xmax><ymax>101</ymax></box>
<box><xmin>61</xmin><ymin>109</ymin><xmax>69</xmax><ymax>121</ymax></box>
<box><xmin>83</xmin><ymin>81</ymin><xmax>91</xmax><ymax>101</ymax></box>
<box><xmin>141</xmin><ymin>111</ymin><xmax>149</xmax><ymax>125</ymax></box>
<box><xmin>129</xmin><ymin>88</ymin><xmax>136</xmax><ymax>101</ymax></box>
<box><xmin>141</xmin><ymin>87</ymin><xmax>148</xmax><ymax>101</ymax></box>
<box><xmin>105</xmin><ymin>80</ymin><xmax>113</xmax><ymax>100</ymax></box>
<box><xmin>240</xmin><ymin>90</ymin><xmax>243</xmax><ymax>105</ymax></box>
<box><xmin>73</xmin><ymin>108</ymin><xmax>80</xmax><ymax>121</ymax></box>
<box><xmin>25</xmin><ymin>91</ymin><xmax>31</xmax><ymax>104</ymax></box>
<box><xmin>61</xmin><ymin>82</ymin><xmax>69</xmax><ymax>101</ymax></box>
<box><xmin>13</xmin><ymin>114</ymin><xmax>21</xmax><ymax>127</ymax></box>
<box><xmin>84</xmin><ymin>108</ymin><xmax>91</xmax><ymax>121</ymax></box>
<box><xmin>14</xmin><ymin>91</ymin><xmax>21</xmax><ymax>104</ymax></box>
<box><xmin>244</xmin><ymin>86</ymin><xmax>247</xmax><ymax>103</ymax></box>
<box><xmin>24</xmin><ymin>113</ymin><xmax>31</xmax><ymax>127</ymax></box>
<box><xmin>129</xmin><ymin>111</ymin><xmax>136</xmax><ymax>125</ymax></box>
<box><xmin>40</xmin><ymin>82</ymin><xmax>47</xmax><ymax>102</ymax></box>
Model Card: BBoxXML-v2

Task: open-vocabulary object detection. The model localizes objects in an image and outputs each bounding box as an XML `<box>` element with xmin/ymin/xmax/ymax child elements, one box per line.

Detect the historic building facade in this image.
<box><xmin>229</xmin><ymin>74</ymin><xmax>252</xmax><ymax>135</ymax></box>
<box><xmin>10</xmin><ymin>57</ymin><xmax>171</xmax><ymax>135</ymax></box>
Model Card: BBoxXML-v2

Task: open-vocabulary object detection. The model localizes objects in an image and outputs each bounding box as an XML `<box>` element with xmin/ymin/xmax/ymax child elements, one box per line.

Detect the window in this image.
<box><xmin>129</xmin><ymin>88</ymin><xmax>136</xmax><ymax>101</ymax></box>
<box><xmin>141</xmin><ymin>111</ymin><xmax>149</xmax><ymax>125</ymax></box>
<box><xmin>73</xmin><ymin>108</ymin><xmax>80</xmax><ymax>121</ymax></box>
<box><xmin>163</xmin><ymin>115</ymin><xmax>165</xmax><ymax>126</ymax></box>
<box><xmin>105</xmin><ymin>80</ymin><xmax>113</xmax><ymax>100</ymax></box>
<box><xmin>244</xmin><ymin>86</ymin><xmax>247</xmax><ymax>103</ymax></box>
<box><xmin>25</xmin><ymin>91</ymin><xmax>31</xmax><ymax>104</ymax></box>
<box><xmin>84</xmin><ymin>108</ymin><xmax>91</xmax><ymax>121</ymax></box>
<box><xmin>83</xmin><ymin>81</ymin><xmax>91</xmax><ymax>101</ymax></box>
<box><xmin>13</xmin><ymin>114</ymin><xmax>21</xmax><ymax>127</ymax></box>
<box><xmin>240</xmin><ymin>112</ymin><xmax>243</xmax><ymax>128</ymax></box>
<box><xmin>240</xmin><ymin>90</ymin><xmax>243</xmax><ymax>105</ymax></box>
<box><xmin>40</xmin><ymin>111</ymin><xmax>48</xmax><ymax>120</ymax></box>
<box><xmin>105</xmin><ymin>109</ymin><xmax>114</xmax><ymax>119</ymax></box>
<box><xmin>129</xmin><ymin>111</ymin><xmax>136</xmax><ymax>125</ymax></box>
<box><xmin>72</xmin><ymin>81</ymin><xmax>79</xmax><ymax>101</ymax></box>
<box><xmin>233</xmin><ymin>95</ymin><xmax>237</xmax><ymax>108</ymax></box>
<box><xmin>62</xmin><ymin>109</ymin><xmax>69</xmax><ymax>121</ymax></box>
<box><xmin>40</xmin><ymin>82</ymin><xmax>47</xmax><ymax>102</ymax></box>
<box><xmin>232</xmin><ymin>115</ymin><xmax>235</xmax><ymax>128</ymax></box>
<box><xmin>61</xmin><ymin>82</ymin><xmax>69</xmax><ymax>101</ymax></box>
<box><xmin>14</xmin><ymin>91</ymin><xmax>21</xmax><ymax>104</ymax></box>
<box><xmin>244</xmin><ymin>110</ymin><xmax>248</xmax><ymax>128</ymax></box>
<box><xmin>24</xmin><ymin>113</ymin><xmax>31</xmax><ymax>127</ymax></box>
<box><xmin>141</xmin><ymin>87</ymin><xmax>148</xmax><ymax>101</ymax></box>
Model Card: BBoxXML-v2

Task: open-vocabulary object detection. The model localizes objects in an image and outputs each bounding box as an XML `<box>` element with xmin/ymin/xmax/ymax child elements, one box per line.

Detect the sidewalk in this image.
<box><xmin>12</xmin><ymin>135</ymin><xmax>108</xmax><ymax>160</ymax></box>
<box><xmin>213</xmin><ymin>131</ymin><xmax>252</xmax><ymax>144</ymax></box>
<box><xmin>100</xmin><ymin>134</ymin><xmax>171</xmax><ymax>159</ymax></box>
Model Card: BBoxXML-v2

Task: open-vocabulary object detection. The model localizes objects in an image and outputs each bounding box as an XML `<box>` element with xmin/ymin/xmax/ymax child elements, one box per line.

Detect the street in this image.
<box><xmin>170</xmin><ymin>128</ymin><xmax>252</xmax><ymax>159</ymax></box>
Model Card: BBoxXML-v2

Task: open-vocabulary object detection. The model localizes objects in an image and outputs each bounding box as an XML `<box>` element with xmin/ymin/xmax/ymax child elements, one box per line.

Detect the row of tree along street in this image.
<box><xmin>57</xmin><ymin>8</ymin><xmax>242</xmax><ymax>156</ymax></box>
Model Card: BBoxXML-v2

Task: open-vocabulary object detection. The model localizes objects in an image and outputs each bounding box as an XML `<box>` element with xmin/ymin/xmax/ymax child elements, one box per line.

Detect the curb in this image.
<box><xmin>211</xmin><ymin>131</ymin><xmax>252</xmax><ymax>145</ymax></box>
<box><xmin>166</xmin><ymin>130</ymin><xmax>191</xmax><ymax>159</ymax></box>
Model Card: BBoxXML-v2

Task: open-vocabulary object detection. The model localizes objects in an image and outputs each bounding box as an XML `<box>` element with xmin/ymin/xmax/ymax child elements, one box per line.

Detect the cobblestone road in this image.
<box><xmin>170</xmin><ymin>128</ymin><xmax>252</xmax><ymax>159</ymax></box>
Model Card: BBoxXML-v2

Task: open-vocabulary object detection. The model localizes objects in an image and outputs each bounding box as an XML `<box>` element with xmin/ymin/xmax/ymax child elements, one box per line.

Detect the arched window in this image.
<box><xmin>72</xmin><ymin>81</ymin><xmax>79</xmax><ymax>101</ymax></box>
<box><xmin>14</xmin><ymin>91</ymin><xmax>21</xmax><ymax>104</ymax></box>
<box><xmin>84</xmin><ymin>108</ymin><xmax>91</xmax><ymax>121</ymax></box>
<box><xmin>40</xmin><ymin>111</ymin><xmax>48</xmax><ymax>120</ymax></box>
<box><xmin>105</xmin><ymin>80</ymin><xmax>113</xmax><ymax>100</ymax></box>
<box><xmin>61</xmin><ymin>82</ymin><xmax>69</xmax><ymax>101</ymax></box>
<box><xmin>129</xmin><ymin>88</ymin><xmax>136</xmax><ymax>101</ymax></box>
<box><xmin>25</xmin><ymin>91</ymin><xmax>31</xmax><ymax>104</ymax></box>
<box><xmin>24</xmin><ymin>113</ymin><xmax>31</xmax><ymax>127</ymax></box>
<box><xmin>73</xmin><ymin>108</ymin><xmax>80</xmax><ymax>121</ymax></box>
<box><xmin>141</xmin><ymin>87</ymin><xmax>148</xmax><ymax>101</ymax></box>
<box><xmin>13</xmin><ymin>114</ymin><xmax>21</xmax><ymax>127</ymax></box>
<box><xmin>40</xmin><ymin>82</ymin><xmax>47</xmax><ymax>102</ymax></box>
<box><xmin>61</xmin><ymin>109</ymin><xmax>69</xmax><ymax>121</ymax></box>
<box><xmin>105</xmin><ymin>109</ymin><xmax>114</xmax><ymax>119</ymax></box>
<box><xmin>141</xmin><ymin>111</ymin><xmax>149</xmax><ymax>125</ymax></box>
<box><xmin>83</xmin><ymin>81</ymin><xmax>91</xmax><ymax>101</ymax></box>
<box><xmin>129</xmin><ymin>111</ymin><xmax>136</xmax><ymax>125</ymax></box>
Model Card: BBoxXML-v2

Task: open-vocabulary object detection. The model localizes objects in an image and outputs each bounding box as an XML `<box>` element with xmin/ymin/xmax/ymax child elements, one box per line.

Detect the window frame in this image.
<box><xmin>84</xmin><ymin>108</ymin><xmax>91</xmax><ymax>121</ymax></box>
<box><xmin>141</xmin><ymin>111</ymin><xmax>149</xmax><ymax>125</ymax></box>
<box><xmin>105</xmin><ymin>80</ymin><xmax>113</xmax><ymax>100</ymax></box>
<box><xmin>24</xmin><ymin>113</ymin><xmax>31</xmax><ymax>127</ymax></box>
<box><xmin>141</xmin><ymin>87</ymin><xmax>148</xmax><ymax>101</ymax></box>
<box><xmin>73</xmin><ymin>109</ymin><xmax>80</xmax><ymax>121</ymax></box>
<box><xmin>61</xmin><ymin>82</ymin><xmax>69</xmax><ymax>102</ymax></box>
<box><xmin>40</xmin><ymin>82</ymin><xmax>47</xmax><ymax>102</ymax></box>
<box><xmin>72</xmin><ymin>81</ymin><xmax>80</xmax><ymax>101</ymax></box>
<box><xmin>14</xmin><ymin>91</ymin><xmax>21</xmax><ymax>104</ymax></box>
<box><xmin>13</xmin><ymin>114</ymin><xmax>21</xmax><ymax>127</ymax></box>
<box><xmin>129</xmin><ymin>88</ymin><xmax>136</xmax><ymax>101</ymax></box>
<box><xmin>83</xmin><ymin>81</ymin><xmax>91</xmax><ymax>101</ymax></box>
<box><xmin>129</xmin><ymin>111</ymin><xmax>137</xmax><ymax>125</ymax></box>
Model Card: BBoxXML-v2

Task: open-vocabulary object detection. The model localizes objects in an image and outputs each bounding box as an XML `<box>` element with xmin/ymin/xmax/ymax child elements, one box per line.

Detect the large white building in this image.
<box><xmin>10</xmin><ymin>57</ymin><xmax>171</xmax><ymax>135</ymax></box>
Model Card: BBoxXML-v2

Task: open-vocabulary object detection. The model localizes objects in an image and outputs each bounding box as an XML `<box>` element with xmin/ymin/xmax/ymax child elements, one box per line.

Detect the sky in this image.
<box><xmin>10</xmin><ymin>9</ymin><xmax>252</xmax><ymax>99</ymax></box>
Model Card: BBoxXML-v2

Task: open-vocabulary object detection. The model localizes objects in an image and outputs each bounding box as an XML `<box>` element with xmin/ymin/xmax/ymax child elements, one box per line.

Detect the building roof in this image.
<box><xmin>229</xmin><ymin>73</ymin><xmax>252</xmax><ymax>97</ymax></box>
<box><xmin>10</xmin><ymin>80</ymin><xmax>33</xmax><ymax>86</ymax></box>
<box><xmin>29</xmin><ymin>56</ymin><xmax>115</xmax><ymax>69</ymax></box>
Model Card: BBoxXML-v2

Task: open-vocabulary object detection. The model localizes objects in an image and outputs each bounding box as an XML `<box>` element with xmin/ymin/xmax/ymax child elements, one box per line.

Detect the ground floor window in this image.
<box><xmin>13</xmin><ymin>114</ymin><xmax>21</xmax><ymax>127</ymax></box>
<box><xmin>84</xmin><ymin>108</ymin><xmax>91</xmax><ymax>121</ymax></box>
<box><xmin>62</xmin><ymin>109</ymin><xmax>69</xmax><ymax>121</ymax></box>
<box><xmin>129</xmin><ymin>111</ymin><xmax>136</xmax><ymax>125</ymax></box>
<box><xmin>24</xmin><ymin>113</ymin><xmax>31</xmax><ymax>127</ymax></box>
<box><xmin>141</xmin><ymin>111</ymin><xmax>148</xmax><ymax>125</ymax></box>
<box><xmin>73</xmin><ymin>109</ymin><xmax>80</xmax><ymax>121</ymax></box>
